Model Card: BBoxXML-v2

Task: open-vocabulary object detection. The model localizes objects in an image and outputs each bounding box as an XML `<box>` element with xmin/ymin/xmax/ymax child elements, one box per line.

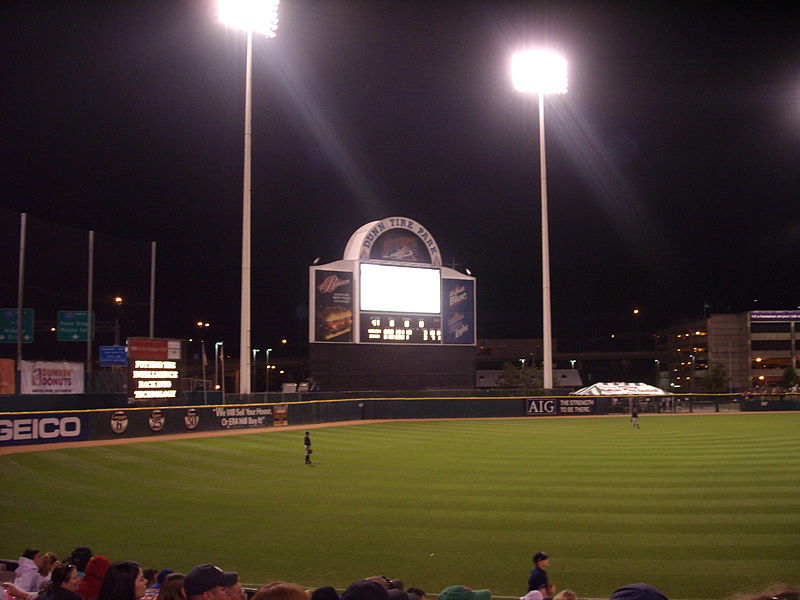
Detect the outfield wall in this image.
<box><xmin>2</xmin><ymin>394</ymin><xmax>798</xmax><ymax>448</ymax></box>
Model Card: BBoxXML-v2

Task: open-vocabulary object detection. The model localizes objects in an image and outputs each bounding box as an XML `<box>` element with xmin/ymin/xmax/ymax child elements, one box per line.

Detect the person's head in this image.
<box><xmin>39</xmin><ymin>553</ymin><xmax>59</xmax><ymax>576</ymax></box>
<box><xmin>157</xmin><ymin>573</ymin><xmax>186</xmax><ymax>600</ymax></box>
<box><xmin>98</xmin><ymin>561</ymin><xmax>146</xmax><ymax>600</ymax></box>
<box><xmin>533</xmin><ymin>552</ymin><xmax>550</xmax><ymax>569</ymax></box>
<box><xmin>726</xmin><ymin>586</ymin><xmax>799</xmax><ymax>600</ymax></box>
<box><xmin>553</xmin><ymin>591</ymin><xmax>577</xmax><ymax>600</ymax></box>
<box><xmin>68</xmin><ymin>548</ymin><xmax>94</xmax><ymax>573</ymax></box>
<box><xmin>437</xmin><ymin>586</ymin><xmax>491</xmax><ymax>600</ymax></box>
<box><xmin>83</xmin><ymin>556</ymin><xmax>112</xmax><ymax>582</ymax></box>
<box><xmin>252</xmin><ymin>582</ymin><xmax>308</xmax><ymax>600</ymax></box>
<box><xmin>227</xmin><ymin>582</ymin><xmax>246</xmax><ymax>600</ymax></box>
<box><xmin>144</xmin><ymin>570</ymin><xmax>159</xmax><ymax>587</ymax></box>
<box><xmin>341</xmin><ymin>581</ymin><xmax>391</xmax><ymax>600</ymax></box>
<box><xmin>311</xmin><ymin>587</ymin><xmax>340</xmax><ymax>600</ymax></box>
<box><xmin>184</xmin><ymin>564</ymin><xmax>238</xmax><ymax>600</ymax></box>
<box><xmin>47</xmin><ymin>564</ymin><xmax>80</xmax><ymax>594</ymax></box>
<box><xmin>22</xmin><ymin>549</ymin><xmax>43</xmax><ymax>567</ymax></box>
<box><xmin>406</xmin><ymin>589</ymin><xmax>426</xmax><ymax>600</ymax></box>
<box><xmin>158</xmin><ymin>571</ymin><xmax>176</xmax><ymax>586</ymax></box>
<box><xmin>609</xmin><ymin>584</ymin><xmax>669</xmax><ymax>600</ymax></box>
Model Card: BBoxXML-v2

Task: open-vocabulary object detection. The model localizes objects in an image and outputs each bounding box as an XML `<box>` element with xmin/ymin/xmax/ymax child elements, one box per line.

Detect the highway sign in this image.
<box><xmin>0</xmin><ymin>309</ymin><xmax>34</xmax><ymax>343</ymax></box>
<box><xmin>58</xmin><ymin>310</ymin><xmax>93</xmax><ymax>342</ymax></box>
<box><xmin>99</xmin><ymin>345</ymin><xmax>128</xmax><ymax>366</ymax></box>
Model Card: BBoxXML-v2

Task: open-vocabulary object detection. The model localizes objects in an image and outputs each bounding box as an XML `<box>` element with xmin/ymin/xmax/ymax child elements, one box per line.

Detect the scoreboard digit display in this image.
<box><xmin>359</xmin><ymin>313</ymin><xmax>442</xmax><ymax>344</ymax></box>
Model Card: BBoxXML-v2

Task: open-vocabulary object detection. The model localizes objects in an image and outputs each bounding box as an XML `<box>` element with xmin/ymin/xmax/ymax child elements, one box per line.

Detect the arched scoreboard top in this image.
<box><xmin>343</xmin><ymin>216</ymin><xmax>441</xmax><ymax>266</ymax></box>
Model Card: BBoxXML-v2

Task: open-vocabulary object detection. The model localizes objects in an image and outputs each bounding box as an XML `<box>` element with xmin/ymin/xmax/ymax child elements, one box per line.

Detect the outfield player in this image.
<box><xmin>631</xmin><ymin>408</ymin><xmax>640</xmax><ymax>429</ymax></box>
<box><xmin>304</xmin><ymin>431</ymin><xmax>312</xmax><ymax>464</ymax></box>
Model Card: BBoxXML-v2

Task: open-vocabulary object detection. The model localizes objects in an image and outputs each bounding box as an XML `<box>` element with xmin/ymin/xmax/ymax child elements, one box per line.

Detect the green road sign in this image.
<box><xmin>0</xmin><ymin>308</ymin><xmax>34</xmax><ymax>343</ymax></box>
<box><xmin>58</xmin><ymin>310</ymin><xmax>93</xmax><ymax>342</ymax></box>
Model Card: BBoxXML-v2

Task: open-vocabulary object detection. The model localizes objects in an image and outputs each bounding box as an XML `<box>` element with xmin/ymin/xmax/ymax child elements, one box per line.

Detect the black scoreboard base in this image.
<box><xmin>309</xmin><ymin>343</ymin><xmax>475</xmax><ymax>391</ymax></box>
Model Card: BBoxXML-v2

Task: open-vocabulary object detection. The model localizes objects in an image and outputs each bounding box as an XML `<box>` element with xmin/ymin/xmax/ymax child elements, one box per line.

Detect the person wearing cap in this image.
<box><xmin>184</xmin><ymin>565</ymin><xmax>238</xmax><ymax>600</ymax></box>
<box><xmin>527</xmin><ymin>552</ymin><xmax>550</xmax><ymax>594</ymax></box>
<box><xmin>437</xmin><ymin>586</ymin><xmax>490</xmax><ymax>600</ymax></box>
<box><xmin>142</xmin><ymin>570</ymin><xmax>174</xmax><ymax>600</ymax></box>
<box><xmin>609</xmin><ymin>583</ymin><xmax>669</xmax><ymax>600</ymax></box>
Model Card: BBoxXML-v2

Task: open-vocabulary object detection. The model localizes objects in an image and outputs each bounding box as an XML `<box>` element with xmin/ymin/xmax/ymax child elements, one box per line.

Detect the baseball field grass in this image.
<box><xmin>1</xmin><ymin>413</ymin><xmax>798</xmax><ymax>600</ymax></box>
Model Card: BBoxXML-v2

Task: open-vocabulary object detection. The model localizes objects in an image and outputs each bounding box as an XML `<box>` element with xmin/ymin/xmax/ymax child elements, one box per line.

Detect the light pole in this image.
<box><xmin>265</xmin><ymin>347</ymin><xmax>272</xmax><ymax>392</ymax></box>
<box><xmin>252</xmin><ymin>348</ymin><xmax>261</xmax><ymax>392</ymax></box>
<box><xmin>113</xmin><ymin>296</ymin><xmax>123</xmax><ymax>345</ymax></box>
<box><xmin>218</xmin><ymin>0</ymin><xmax>280</xmax><ymax>395</ymax></box>
<box><xmin>214</xmin><ymin>341</ymin><xmax>223</xmax><ymax>390</ymax></box>
<box><xmin>511</xmin><ymin>49</ymin><xmax>568</xmax><ymax>390</ymax></box>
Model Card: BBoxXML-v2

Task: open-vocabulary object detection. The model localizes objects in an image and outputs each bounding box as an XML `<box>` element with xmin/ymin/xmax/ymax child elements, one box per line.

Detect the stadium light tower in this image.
<box><xmin>511</xmin><ymin>49</ymin><xmax>568</xmax><ymax>390</ymax></box>
<box><xmin>217</xmin><ymin>0</ymin><xmax>279</xmax><ymax>394</ymax></box>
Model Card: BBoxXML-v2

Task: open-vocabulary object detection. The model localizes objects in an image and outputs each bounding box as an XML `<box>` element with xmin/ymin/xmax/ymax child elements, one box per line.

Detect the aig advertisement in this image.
<box><xmin>526</xmin><ymin>397</ymin><xmax>603</xmax><ymax>416</ymax></box>
<box><xmin>313</xmin><ymin>270</ymin><xmax>353</xmax><ymax>342</ymax></box>
<box><xmin>0</xmin><ymin>405</ymin><xmax>277</xmax><ymax>447</ymax></box>
<box><xmin>442</xmin><ymin>279</ymin><xmax>475</xmax><ymax>345</ymax></box>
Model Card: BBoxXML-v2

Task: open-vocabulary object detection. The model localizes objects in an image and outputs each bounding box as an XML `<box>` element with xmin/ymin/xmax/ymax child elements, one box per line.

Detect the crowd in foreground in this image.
<box><xmin>1</xmin><ymin>547</ymin><xmax>797</xmax><ymax>600</ymax></box>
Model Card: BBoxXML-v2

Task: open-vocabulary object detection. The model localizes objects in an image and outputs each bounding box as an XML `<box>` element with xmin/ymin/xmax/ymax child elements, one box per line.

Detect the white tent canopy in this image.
<box><xmin>572</xmin><ymin>382</ymin><xmax>668</xmax><ymax>396</ymax></box>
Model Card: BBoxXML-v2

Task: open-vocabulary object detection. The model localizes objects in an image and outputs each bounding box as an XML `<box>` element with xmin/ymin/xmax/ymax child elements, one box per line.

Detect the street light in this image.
<box><xmin>511</xmin><ymin>49</ymin><xmax>568</xmax><ymax>389</ymax></box>
<box><xmin>113</xmin><ymin>296</ymin><xmax>124</xmax><ymax>345</ymax></box>
<box><xmin>252</xmin><ymin>348</ymin><xmax>261</xmax><ymax>392</ymax></box>
<box><xmin>265</xmin><ymin>347</ymin><xmax>272</xmax><ymax>392</ymax></box>
<box><xmin>217</xmin><ymin>0</ymin><xmax>279</xmax><ymax>395</ymax></box>
<box><xmin>214</xmin><ymin>341</ymin><xmax>224</xmax><ymax>390</ymax></box>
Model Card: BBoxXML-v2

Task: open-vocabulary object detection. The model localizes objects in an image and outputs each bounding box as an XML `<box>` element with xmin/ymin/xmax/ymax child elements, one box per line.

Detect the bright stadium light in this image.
<box><xmin>511</xmin><ymin>48</ymin><xmax>568</xmax><ymax>390</ymax></box>
<box><xmin>511</xmin><ymin>50</ymin><xmax>568</xmax><ymax>95</ymax></box>
<box><xmin>216</xmin><ymin>0</ymin><xmax>280</xmax><ymax>394</ymax></box>
<box><xmin>218</xmin><ymin>0</ymin><xmax>280</xmax><ymax>38</ymax></box>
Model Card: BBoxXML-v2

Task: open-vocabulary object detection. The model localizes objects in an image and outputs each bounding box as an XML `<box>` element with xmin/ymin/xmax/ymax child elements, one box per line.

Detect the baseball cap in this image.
<box><xmin>157</xmin><ymin>570</ymin><xmax>174</xmax><ymax>585</ymax></box>
<box><xmin>184</xmin><ymin>564</ymin><xmax>238</xmax><ymax>596</ymax></box>
<box><xmin>438</xmin><ymin>586</ymin><xmax>491</xmax><ymax>600</ymax></box>
<box><xmin>342</xmin><ymin>580</ymin><xmax>391</xmax><ymax>600</ymax></box>
<box><xmin>533</xmin><ymin>552</ymin><xmax>550</xmax><ymax>563</ymax></box>
<box><xmin>609</xmin><ymin>584</ymin><xmax>669</xmax><ymax>600</ymax></box>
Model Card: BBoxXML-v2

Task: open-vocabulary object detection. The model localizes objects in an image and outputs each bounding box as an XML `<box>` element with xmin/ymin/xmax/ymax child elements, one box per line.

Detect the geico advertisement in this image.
<box><xmin>0</xmin><ymin>413</ymin><xmax>87</xmax><ymax>446</ymax></box>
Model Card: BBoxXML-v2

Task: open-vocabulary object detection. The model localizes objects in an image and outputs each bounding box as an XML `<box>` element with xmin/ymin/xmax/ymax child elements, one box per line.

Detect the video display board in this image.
<box><xmin>309</xmin><ymin>217</ymin><xmax>475</xmax><ymax>346</ymax></box>
<box><xmin>127</xmin><ymin>338</ymin><xmax>182</xmax><ymax>403</ymax></box>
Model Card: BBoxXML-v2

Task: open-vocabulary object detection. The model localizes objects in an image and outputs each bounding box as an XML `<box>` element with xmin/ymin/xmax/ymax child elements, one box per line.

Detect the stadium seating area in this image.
<box><xmin>1</xmin><ymin>548</ymin><xmax>797</xmax><ymax>600</ymax></box>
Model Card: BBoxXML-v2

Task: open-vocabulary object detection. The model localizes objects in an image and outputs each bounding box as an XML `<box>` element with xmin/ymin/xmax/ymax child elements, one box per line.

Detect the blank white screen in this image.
<box><xmin>360</xmin><ymin>263</ymin><xmax>441</xmax><ymax>313</ymax></box>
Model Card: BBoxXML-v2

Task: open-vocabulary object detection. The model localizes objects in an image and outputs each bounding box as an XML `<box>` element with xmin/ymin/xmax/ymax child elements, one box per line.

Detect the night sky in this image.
<box><xmin>1</xmin><ymin>1</ymin><xmax>799</xmax><ymax>358</ymax></box>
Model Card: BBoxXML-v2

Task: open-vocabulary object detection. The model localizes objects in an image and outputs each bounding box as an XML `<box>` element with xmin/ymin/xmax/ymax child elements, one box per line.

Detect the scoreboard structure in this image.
<box><xmin>309</xmin><ymin>217</ymin><xmax>476</xmax><ymax>390</ymax></box>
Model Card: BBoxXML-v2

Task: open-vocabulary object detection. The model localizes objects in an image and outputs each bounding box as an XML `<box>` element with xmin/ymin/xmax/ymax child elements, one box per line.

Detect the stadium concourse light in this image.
<box><xmin>217</xmin><ymin>0</ymin><xmax>279</xmax><ymax>394</ymax></box>
<box><xmin>511</xmin><ymin>49</ymin><xmax>568</xmax><ymax>390</ymax></box>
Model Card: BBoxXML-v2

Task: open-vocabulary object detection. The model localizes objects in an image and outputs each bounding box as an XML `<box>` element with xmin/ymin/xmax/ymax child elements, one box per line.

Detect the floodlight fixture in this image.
<box><xmin>511</xmin><ymin>50</ymin><xmax>568</xmax><ymax>95</ymax></box>
<box><xmin>218</xmin><ymin>0</ymin><xmax>280</xmax><ymax>37</ymax></box>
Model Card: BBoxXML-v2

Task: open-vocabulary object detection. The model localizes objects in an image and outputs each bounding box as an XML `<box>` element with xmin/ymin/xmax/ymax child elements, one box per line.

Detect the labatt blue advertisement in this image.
<box><xmin>442</xmin><ymin>279</ymin><xmax>474</xmax><ymax>345</ymax></box>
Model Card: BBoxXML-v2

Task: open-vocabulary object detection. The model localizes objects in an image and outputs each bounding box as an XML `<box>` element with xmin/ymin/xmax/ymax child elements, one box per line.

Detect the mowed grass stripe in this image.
<box><xmin>1</xmin><ymin>413</ymin><xmax>798</xmax><ymax>600</ymax></box>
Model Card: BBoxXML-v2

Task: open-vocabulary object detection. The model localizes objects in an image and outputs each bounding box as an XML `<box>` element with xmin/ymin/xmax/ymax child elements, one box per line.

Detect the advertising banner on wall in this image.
<box><xmin>526</xmin><ymin>397</ymin><xmax>602</xmax><ymax>416</ymax></box>
<box><xmin>98</xmin><ymin>405</ymin><xmax>274</xmax><ymax>439</ymax></box>
<box><xmin>0</xmin><ymin>405</ymin><xmax>276</xmax><ymax>447</ymax></box>
<box><xmin>0</xmin><ymin>358</ymin><xmax>15</xmax><ymax>394</ymax></box>
<box><xmin>19</xmin><ymin>361</ymin><xmax>84</xmax><ymax>394</ymax></box>
<box><xmin>0</xmin><ymin>412</ymin><xmax>89</xmax><ymax>446</ymax></box>
<box><xmin>313</xmin><ymin>270</ymin><xmax>353</xmax><ymax>342</ymax></box>
<box><xmin>442</xmin><ymin>279</ymin><xmax>475</xmax><ymax>345</ymax></box>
